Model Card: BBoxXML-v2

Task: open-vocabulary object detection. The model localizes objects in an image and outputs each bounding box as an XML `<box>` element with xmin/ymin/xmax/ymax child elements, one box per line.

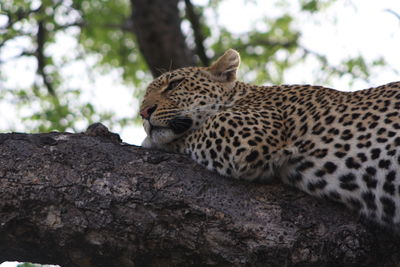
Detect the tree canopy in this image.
<box><xmin>0</xmin><ymin>0</ymin><xmax>396</xmax><ymax>135</ymax></box>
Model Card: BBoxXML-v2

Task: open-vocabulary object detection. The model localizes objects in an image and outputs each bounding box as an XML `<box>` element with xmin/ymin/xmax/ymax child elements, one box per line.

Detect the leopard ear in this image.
<box><xmin>206</xmin><ymin>49</ymin><xmax>240</xmax><ymax>83</ymax></box>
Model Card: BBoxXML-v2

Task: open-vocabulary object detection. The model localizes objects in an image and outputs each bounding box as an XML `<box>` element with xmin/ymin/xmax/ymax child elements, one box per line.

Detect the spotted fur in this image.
<box><xmin>141</xmin><ymin>49</ymin><xmax>400</xmax><ymax>230</ymax></box>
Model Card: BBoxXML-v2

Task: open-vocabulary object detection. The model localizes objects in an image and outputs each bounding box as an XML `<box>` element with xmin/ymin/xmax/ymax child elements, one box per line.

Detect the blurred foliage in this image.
<box><xmin>76</xmin><ymin>0</ymin><xmax>148</xmax><ymax>85</ymax></box>
<box><xmin>0</xmin><ymin>0</ymin><xmax>388</xmax><ymax>133</ymax></box>
<box><xmin>212</xmin><ymin>14</ymin><xmax>300</xmax><ymax>84</ymax></box>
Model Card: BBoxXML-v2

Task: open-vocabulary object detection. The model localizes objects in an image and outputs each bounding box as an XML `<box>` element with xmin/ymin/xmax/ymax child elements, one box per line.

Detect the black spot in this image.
<box><xmin>209</xmin><ymin>149</ymin><xmax>217</xmax><ymax>159</ymax></box>
<box><xmin>387</xmin><ymin>149</ymin><xmax>396</xmax><ymax>156</ymax></box>
<box><xmin>340</xmin><ymin>173</ymin><xmax>356</xmax><ymax>183</ymax></box>
<box><xmin>377</xmin><ymin>128</ymin><xmax>386</xmax><ymax>135</ymax></box>
<box><xmin>365</xmin><ymin>166</ymin><xmax>376</xmax><ymax>175</ymax></box>
<box><xmin>227</xmin><ymin>119</ymin><xmax>238</xmax><ymax>127</ymax></box>
<box><xmin>377</xmin><ymin>137</ymin><xmax>388</xmax><ymax>143</ymax></box>
<box><xmin>380</xmin><ymin>196</ymin><xmax>396</xmax><ymax>218</ymax></box>
<box><xmin>325</xmin><ymin>115</ymin><xmax>335</xmax><ymax>124</ymax></box>
<box><xmin>370</xmin><ymin>148</ymin><xmax>381</xmax><ymax>160</ymax></box>
<box><xmin>245</xmin><ymin>151</ymin><xmax>259</xmax><ymax>162</ymax></box>
<box><xmin>296</xmin><ymin>161</ymin><xmax>315</xmax><ymax>172</ymax></box>
<box><xmin>300</xmin><ymin>124</ymin><xmax>308</xmax><ymax>135</ymax></box>
<box><xmin>242</xmin><ymin>133</ymin><xmax>251</xmax><ymax>138</ymax></box>
<box><xmin>213</xmin><ymin>161</ymin><xmax>223</xmax><ymax>169</ymax></box>
<box><xmin>357</xmin><ymin>153</ymin><xmax>367</xmax><ymax>162</ymax></box>
<box><xmin>341</xmin><ymin>130</ymin><xmax>353</xmax><ymax>141</ymax></box>
<box><xmin>383</xmin><ymin>182</ymin><xmax>395</xmax><ymax>195</ymax></box>
<box><xmin>362</xmin><ymin>174</ymin><xmax>378</xmax><ymax>189</ymax></box>
<box><xmin>378</xmin><ymin>159</ymin><xmax>391</xmax><ymax>169</ymax></box>
<box><xmin>314</xmin><ymin>170</ymin><xmax>326</xmax><ymax>177</ymax></box>
<box><xmin>328</xmin><ymin>128</ymin><xmax>340</xmax><ymax>135</ymax></box>
<box><xmin>310</xmin><ymin>148</ymin><xmax>328</xmax><ymax>158</ymax></box>
<box><xmin>372</xmin><ymin>115</ymin><xmax>380</xmax><ymax>121</ymax></box>
<box><xmin>362</xmin><ymin>112</ymin><xmax>372</xmax><ymax>120</ymax></box>
<box><xmin>321</xmin><ymin>136</ymin><xmax>334</xmax><ymax>144</ymax></box>
<box><xmin>232</xmin><ymin>138</ymin><xmax>241</xmax><ymax>147</ymax></box>
<box><xmin>324</xmin><ymin>161</ymin><xmax>337</xmax><ymax>173</ymax></box>
<box><xmin>387</xmin><ymin>111</ymin><xmax>399</xmax><ymax>117</ymax></box>
<box><xmin>205</xmin><ymin>140</ymin><xmax>212</xmax><ymax>149</ymax></box>
<box><xmin>369</xmin><ymin>122</ymin><xmax>378</xmax><ymax>129</ymax></box>
<box><xmin>248</xmin><ymin>140</ymin><xmax>257</xmax><ymax>146</ymax></box>
<box><xmin>312</xmin><ymin>126</ymin><xmax>325</xmax><ymax>135</ymax></box>
<box><xmin>362</xmin><ymin>191</ymin><xmax>377</xmax><ymax>210</ymax></box>
<box><xmin>335</xmin><ymin>152</ymin><xmax>347</xmax><ymax>158</ymax></box>
<box><xmin>394</xmin><ymin>137</ymin><xmax>400</xmax><ymax>146</ymax></box>
<box><xmin>314</xmin><ymin>179</ymin><xmax>327</xmax><ymax>189</ymax></box>
<box><xmin>308</xmin><ymin>180</ymin><xmax>327</xmax><ymax>191</ymax></box>
<box><xmin>236</xmin><ymin>148</ymin><xmax>246</xmax><ymax>155</ymax></box>
<box><xmin>219</xmin><ymin>127</ymin><xmax>226</xmax><ymax>136</ymax></box>
<box><xmin>345</xmin><ymin>157</ymin><xmax>361</xmax><ymax>169</ymax></box>
<box><xmin>386</xmin><ymin>170</ymin><xmax>396</xmax><ymax>181</ymax></box>
<box><xmin>340</xmin><ymin>183</ymin><xmax>359</xmax><ymax>191</ymax></box>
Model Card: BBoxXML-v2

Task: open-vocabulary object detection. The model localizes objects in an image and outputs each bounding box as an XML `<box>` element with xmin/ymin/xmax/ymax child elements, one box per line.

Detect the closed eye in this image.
<box><xmin>164</xmin><ymin>78</ymin><xmax>184</xmax><ymax>92</ymax></box>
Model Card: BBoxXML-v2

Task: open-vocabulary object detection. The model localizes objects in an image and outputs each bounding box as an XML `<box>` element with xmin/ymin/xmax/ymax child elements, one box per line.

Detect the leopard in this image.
<box><xmin>140</xmin><ymin>49</ymin><xmax>400</xmax><ymax>231</ymax></box>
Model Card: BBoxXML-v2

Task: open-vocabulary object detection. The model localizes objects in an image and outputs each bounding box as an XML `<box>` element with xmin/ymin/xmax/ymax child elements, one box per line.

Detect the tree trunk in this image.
<box><xmin>0</xmin><ymin>124</ymin><xmax>399</xmax><ymax>267</ymax></box>
<box><xmin>130</xmin><ymin>0</ymin><xmax>196</xmax><ymax>77</ymax></box>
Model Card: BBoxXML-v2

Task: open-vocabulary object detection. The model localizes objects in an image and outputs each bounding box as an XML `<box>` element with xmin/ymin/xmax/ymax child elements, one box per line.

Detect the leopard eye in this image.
<box><xmin>164</xmin><ymin>79</ymin><xmax>184</xmax><ymax>92</ymax></box>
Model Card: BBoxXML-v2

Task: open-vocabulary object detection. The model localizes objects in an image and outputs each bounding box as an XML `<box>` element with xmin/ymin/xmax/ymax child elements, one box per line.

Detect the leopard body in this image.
<box><xmin>140</xmin><ymin>49</ymin><xmax>400</xmax><ymax>230</ymax></box>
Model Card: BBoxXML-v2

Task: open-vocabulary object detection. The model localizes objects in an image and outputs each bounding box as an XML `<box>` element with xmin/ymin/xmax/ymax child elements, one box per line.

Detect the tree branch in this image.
<box><xmin>184</xmin><ymin>0</ymin><xmax>209</xmax><ymax>66</ymax></box>
<box><xmin>53</xmin><ymin>21</ymin><xmax>85</xmax><ymax>31</ymax></box>
<box><xmin>36</xmin><ymin>20</ymin><xmax>56</xmax><ymax>97</ymax></box>
<box><xmin>130</xmin><ymin>0</ymin><xmax>196</xmax><ymax>77</ymax></box>
<box><xmin>385</xmin><ymin>9</ymin><xmax>400</xmax><ymax>21</ymax></box>
<box><xmin>0</xmin><ymin>124</ymin><xmax>399</xmax><ymax>266</ymax></box>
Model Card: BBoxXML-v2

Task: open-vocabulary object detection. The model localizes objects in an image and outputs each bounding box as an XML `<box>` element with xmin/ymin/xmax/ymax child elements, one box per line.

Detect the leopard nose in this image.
<box><xmin>140</xmin><ymin>104</ymin><xmax>157</xmax><ymax>120</ymax></box>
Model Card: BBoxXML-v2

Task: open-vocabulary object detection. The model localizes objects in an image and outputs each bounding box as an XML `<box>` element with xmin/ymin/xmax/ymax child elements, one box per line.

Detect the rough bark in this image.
<box><xmin>0</xmin><ymin>124</ymin><xmax>400</xmax><ymax>267</ymax></box>
<box><xmin>130</xmin><ymin>0</ymin><xmax>196</xmax><ymax>77</ymax></box>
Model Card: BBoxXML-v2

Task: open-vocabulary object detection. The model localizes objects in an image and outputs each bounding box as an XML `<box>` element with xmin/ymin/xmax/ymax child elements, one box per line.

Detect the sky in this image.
<box><xmin>1</xmin><ymin>1</ymin><xmax>400</xmax><ymax>147</ymax></box>
<box><xmin>1</xmin><ymin>1</ymin><xmax>400</xmax><ymax>266</ymax></box>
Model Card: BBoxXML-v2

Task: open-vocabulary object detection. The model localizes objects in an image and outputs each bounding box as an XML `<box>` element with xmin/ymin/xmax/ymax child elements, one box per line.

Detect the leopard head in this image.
<box><xmin>140</xmin><ymin>49</ymin><xmax>241</xmax><ymax>146</ymax></box>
